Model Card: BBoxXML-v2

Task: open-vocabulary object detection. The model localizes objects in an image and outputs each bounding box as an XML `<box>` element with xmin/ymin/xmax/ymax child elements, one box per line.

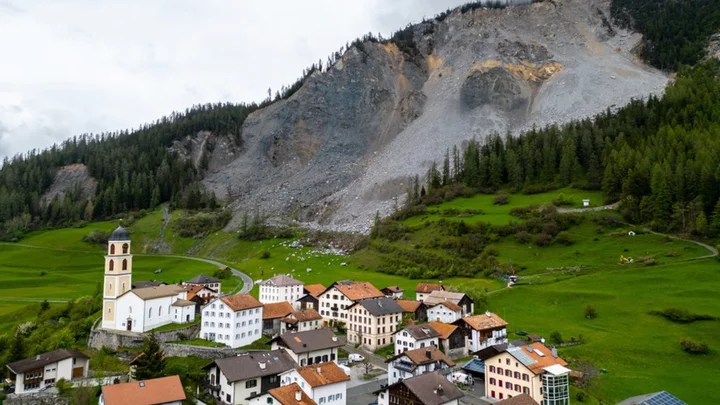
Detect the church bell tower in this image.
<box><xmin>101</xmin><ymin>226</ymin><xmax>133</xmax><ymax>329</ymax></box>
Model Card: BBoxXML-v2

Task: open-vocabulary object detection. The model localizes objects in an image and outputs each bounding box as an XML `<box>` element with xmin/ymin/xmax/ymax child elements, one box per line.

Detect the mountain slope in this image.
<box><xmin>202</xmin><ymin>0</ymin><xmax>668</xmax><ymax>232</ymax></box>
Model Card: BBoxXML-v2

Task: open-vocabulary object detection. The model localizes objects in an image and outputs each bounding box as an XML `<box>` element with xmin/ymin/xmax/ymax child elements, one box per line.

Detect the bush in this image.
<box><xmin>535</xmin><ymin>233</ymin><xmax>552</xmax><ymax>247</ymax></box>
<box><xmin>260</xmin><ymin>250</ymin><xmax>271</xmax><ymax>259</ymax></box>
<box><xmin>172</xmin><ymin>210</ymin><xmax>232</xmax><ymax>238</ymax></box>
<box><xmin>584</xmin><ymin>304</ymin><xmax>597</xmax><ymax>319</ymax></box>
<box><xmin>515</xmin><ymin>231</ymin><xmax>532</xmax><ymax>244</ymax></box>
<box><xmin>576</xmin><ymin>392</ymin><xmax>586</xmax><ymax>402</ymax></box>
<box><xmin>680</xmin><ymin>338</ymin><xmax>709</xmax><ymax>354</ymax></box>
<box><xmin>650</xmin><ymin>308</ymin><xmax>717</xmax><ymax>323</ymax></box>
<box><xmin>493</xmin><ymin>193</ymin><xmax>510</xmax><ymax>205</ymax></box>
<box><xmin>552</xmin><ymin>193</ymin><xmax>574</xmax><ymax>207</ymax></box>
<box><xmin>550</xmin><ymin>331</ymin><xmax>563</xmax><ymax>345</ymax></box>
<box><xmin>82</xmin><ymin>230</ymin><xmax>109</xmax><ymax>245</ymax></box>
<box><xmin>212</xmin><ymin>267</ymin><xmax>232</xmax><ymax>280</ymax></box>
<box><xmin>554</xmin><ymin>231</ymin><xmax>574</xmax><ymax>246</ymax></box>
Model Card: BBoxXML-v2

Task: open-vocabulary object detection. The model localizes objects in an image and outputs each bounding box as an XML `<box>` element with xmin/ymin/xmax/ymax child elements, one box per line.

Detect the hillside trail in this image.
<box><xmin>151</xmin><ymin>203</ymin><xmax>172</xmax><ymax>253</ymax></box>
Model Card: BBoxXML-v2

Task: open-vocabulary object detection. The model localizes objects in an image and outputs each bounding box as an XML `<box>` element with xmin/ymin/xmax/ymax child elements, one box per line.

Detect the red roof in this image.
<box><xmin>100</xmin><ymin>375</ymin><xmax>186</xmax><ymax>405</ymax></box>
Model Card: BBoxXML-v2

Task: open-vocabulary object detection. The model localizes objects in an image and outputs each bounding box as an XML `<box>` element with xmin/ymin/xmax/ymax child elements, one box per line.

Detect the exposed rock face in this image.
<box><xmin>200</xmin><ymin>0</ymin><xmax>669</xmax><ymax>233</ymax></box>
<box><xmin>40</xmin><ymin>163</ymin><xmax>97</xmax><ymax>205</ymax></box>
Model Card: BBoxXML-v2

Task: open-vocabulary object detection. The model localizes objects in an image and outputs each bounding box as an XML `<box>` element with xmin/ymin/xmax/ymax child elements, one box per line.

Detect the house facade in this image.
<box><xmin>394</xmin><ymin>324</ymin><xmax>440</xmax><ymax>355</ymax></box>
<box><xmin>280</xmin><ymin>309</ymin><xmax>323</xmax><ymax>334</ymax></box>
<box><xmin>455</xmin><ymin>312</ymin><xmax>508</xmax><ymax>352</ymax></box>
<box><xmin>375</xmin><ymin>372</ymin><xmax>464</xmax><ymax>405</ymax></box>
<box><xmin>260</xmin><ymin>275</ymin><xmax>305</xmax><ymax>305</ymax></box>
<box><xmin>396</xmin><ymin>300</ymin><xmax>428</xmax><ymax>322</ymax></box>
<box><xmin>381</xmin><ymin>286</ymin><xmax>404</xmax><ymax>299</ymax></box>
<box><xmin>423</xmin><ymin>291</ymin><xmax>474</xmax><ymax>317</ymax></box>
<box><xmin>204</xmin><ymin>350</ymin><xmax>297</xmax><ymax>405</ymax></box>
<box><xmin>414</xmin><ymin>283</ymin><xmax>446</xmax><ymax>301</ymax></box>
<box><xmin>183</xmin><ymin>273</ymin><xmax>222</xmax><ymax>293</ymax></box>
<box><xmin>278</xmin><ymin>362</ymin><xmax>349</xmax><ymax>405</ymax></box>
<box><xmin>270</xmin><ymin>328</ymin><xmax>345</xmax><ymax>367</ymax></box>
<box><xmin>317</xmin><ymin>281</ymin><xmax>383</xmax><ymax>326</ymax></box>
<box><xmin>484</xmin><ymin>343</ymin><xmax>570</xmax><ymax>404</ymax></box>
<box><xmin>386</xmin><ymin>346</ymin><xmax>454</xmax><ymax>385</ymax></box>
<box><xmin>428</xmin><ymin>322</ymin><xmax>466</xmax><ymax>358</ymax></box>
<box><xmin>6</xmin><ymin>349</ymin><xmax>89</xmax><ymax>395</ymax></box>
<box><xmin>200</xmin><ymin>294</ymin><xmax>263</xmax><ymax>348</ymax></box>
<box><xmin>296</xmin><ymin>284</ymin><xmax>326</xmax><ymax>311</ymax></box>
<box><xmin>99</xmin><ymin>375</ymin><xmax>186</xmax><ymax>405</ymax></box>
<box><xmin>427</xmin><ymin>302</ymin><xmax>463</xmax><ymax>323</ymax></box>
<box><xmin>263</xmin><ymin>301</ymin><xmax>295</xmax><ymax>336</ymax></box>
<box><xmin>347</xmin><ymin>297</ymin><xmax>403</xmax><ymax>351</ymax></box>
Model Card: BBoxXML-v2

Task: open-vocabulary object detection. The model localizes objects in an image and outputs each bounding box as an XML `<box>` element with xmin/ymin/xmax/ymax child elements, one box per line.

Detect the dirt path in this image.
<box><xmin>556</xmin><ymin>202</ymin><xmax>620</xmax><ymax>213</ymax></box>
<box><xmin>151</xmin><ymin>203</ymin><xmax>172</xmax><ymax>253</ymax></box>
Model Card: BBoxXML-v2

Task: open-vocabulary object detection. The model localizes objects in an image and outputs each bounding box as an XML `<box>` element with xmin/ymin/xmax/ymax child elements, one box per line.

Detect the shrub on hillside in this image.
<box><xmin>510</xmin><ymin>205</ymin><xmax>538</xmax><ymax>219</ymax></box>
<box><xmin>552</xmin><ymin>193</ymin><xmax>575</xmax><ymax>207</ymax></box>
<box><xmin>554</xmin><ymin>231</ymin><xmax>575</xmax><ymax>246</ymax></box>
<box><xmin>535</xmin><ymin>233</ymin><xmax>552</xmax><ymax>247</ymax></box>
<box><xmin>515</xmin><ymin>231</ymin><xmax>532</xmax><ymax>244</ymax></box>
<box><xmin>680</xmin><ymin>338</ymin><xmax>709</xmax><ymax>354</ymax></box>
<box><xmin>522</xmin><ymin>183</ymin><xmax>559</xmax><ymax>195</ymax></box>
<box><xmin>82</xmin><ymin>230</ymin><xmax>109</xmax><ymax>245</ymax></box>
<box><xmin>172</xmin><ymin>210</ymin><xmax>232</xmax><ymax>238</ymax></box>
<box><xmin>493</xmin><ymin>193</ymin><xmax>510</xmax><ymax>205</ymax></box>
<box><xmin>650</xmin><ymin>308</ymin><xmax>717</xmax><ymax>323</ymax></box>
<box><xmin>213</xmin><ymin>267</ymin><xmax>232</xmax><ymax>280</ymax></box>
<box><xmin>584</xmin><ymin>304</ymin><xmax>597</xmax><ymax>319</ymax></box>
<box><xmin>550</xmin><ymin>331</ymin><xmax>563</xmax><ymax>345</ymax></box>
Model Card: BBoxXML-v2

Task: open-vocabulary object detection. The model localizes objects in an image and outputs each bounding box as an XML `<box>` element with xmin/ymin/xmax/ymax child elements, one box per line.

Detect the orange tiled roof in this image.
<box><xmin>396</xmin><ymin>300</ymin><xmax>422</xmax><ymax>312</ymax></box>
<box><xmin>431</xmin><ymin>301</ymin><xmax>462</xmax><ymax>312</ymax></box>
<box><xmin>296</xmin><ymin>362</ymin><xmax>350</xmax><ymax>387</ymax></box>
<box><xmin>391</xmin><ymin>346</ymin><xmax>455</xmax><ymax>370</ymax></box>
<box><xmin>304</xmin><ymin>284</ymin><xmax>326</xmax><ymax>298</ymax></box>
<box><xmin>282</xmin><ymin>309</ymin><xmax>323</xmax><ymax>324</ymax></box>
<box><xmin>220</xmin><ymin>294</ymin><xmax>263</xmax><ymax>311</ymax></box>
<box><xmin>179</xmin><ymin>284</ymin><xmax>205</xmax><ymax>300</ymax></box>
<box><xmin>427</xmin><ymin>321</ymin><xmax>458</xmax><ymax>339</ymax></box>
<box><xmin>332</xmin><ymin>281</ymin><xmax>383</xmax><ymax>301</ymax></box>
<box><xmin>415</xmin><ymin>283</ymin><xmax>445</xmax><ymax>294</ymax></box>
<box><xmin>263</xmin><ymin>302</ymin><xmax>295</xmax><ymax>320</ymax></box>
<box><xmin>100</xmin><ymin>375</ymin><xmax>185</xmax><ymax>405</ymax></box>
<box><xmin>520</xmin><ymin>343</ymin><xmax>568</xmax><ymax>375</ymax></box>
<box><xmin>268</xmin><ymin>383</ymin><xmax>317</xmax><ymax>405</ymax></box>
<box><xmin>461</xmin><ymin>312</ymin><xmax>508</xmax><ymax>331</ymax></box>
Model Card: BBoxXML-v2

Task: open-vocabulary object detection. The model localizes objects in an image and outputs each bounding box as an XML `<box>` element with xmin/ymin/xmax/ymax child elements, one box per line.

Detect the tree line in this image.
<box><xmin>413</xmin><ymin>61</ymin><xmax>720</xmax><ymax>236</ymax></box>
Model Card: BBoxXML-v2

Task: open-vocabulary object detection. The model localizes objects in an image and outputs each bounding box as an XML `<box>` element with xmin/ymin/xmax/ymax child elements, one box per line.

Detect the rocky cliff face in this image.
<box><xmin>202</xmin><ymin>0</ymin><xmax>669</xmax><ymax>233</ymax></box>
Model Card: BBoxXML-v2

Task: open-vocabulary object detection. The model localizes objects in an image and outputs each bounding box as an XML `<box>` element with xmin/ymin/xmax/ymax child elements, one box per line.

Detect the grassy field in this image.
<box><xmin>491</xmin><ymin>259</ymin><xmax>720</xmax><ymax>404</ymax></box>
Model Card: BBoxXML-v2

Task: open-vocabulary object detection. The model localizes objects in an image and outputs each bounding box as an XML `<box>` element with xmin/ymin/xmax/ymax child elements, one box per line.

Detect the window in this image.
<box><xmin>109</xmin><ymin>260</ymin><xmax>114</xmax><ymax>271</ymax></box>
<box><xmin>489</xmin><ymin>378</ymin><xmax>496</xmax><ymax>386</ymax></box>
<box><xmin>204</xmin><ymin>322</ymin><xmax>209</xmax><ymax>326</ymax></box>
<box><xmin>267</xmin><ymin>398</ymin><xmax>274</xmax><ymax>404</ymax></box>
<box><xmin>506</xmin><ymin>358</ymin><xmax>511</xmax><ymax>365</ymax></box>
<box><xmin>523</xmin><ymin>387</ymin><xmax>530</xmax><ymax>395</ymax></box>
<box><xmin>122</xmin><ymin>282</ymin><xmax>126</xmax><ymax>292</ymax></box>
<box><xmin>515</xmin><ymin>384</ymin><xmax>521</xmax><ymax>392</ymax></box>
<box><xmin>514</xmin><ymin>371</ymin><xmax>520</xmax><ymax>379</ymax></box>
<box><xmin>148</xmin><ymin>308</ymin><xmax>152</xmax><ymax>318</ymax></box>
<box><xmin>226</xmin><ymin>323</ymin><xmax>230</xmax><ymax>328</ymax></box>
<box><xmin>159</xmin><ymin>306</ymin><xmax>163</xmax><ymax>316</ymax></box>
<box><xmin>489</xmin><ymin>366</ymin><xmax>495</xmax><ymax>373</ymax></box>
<box><xmin>226</xmin><ymin>394</ymin><xmax>231</xmax><ymax>403</ymax></box>
<box><xmin>122</xmin><ymin>243</ymin><xmax>129</xmax><ymax>254</ymax></box>
<box><xmin>204</xmin><ymin>311</ymin><xmax>209</xmax><ymax>316</ymax></box>
<box><xmin>522</xmin><ymin>374</ymin><xmax>529</xmax><ymax>382</ymax></box>
<box><xmin>122</xmin><ymin>259</ymin><xmax>127</xmax><ymax>270</ymax></box>
<box><xmin>319</xmin><ymin>398</ymin><xmax>326</xmax><ymax>404</ymax></box>
<box><xmin>506</xmin><ymin>381</ymin><xmax>513</xmax><ymax>389</ymax></box>
<box><xmin>497</xmin><ymin>367</ymin><xmax>503</xmax><ymax>375</ymax></box>
<box><xmin>505</xmin><ymin>369</ymin><xmax>511</xmax><ymax>377</ymax></box>
<box><xmin>110</xmin><ymin>245</ymin><xmax>116</xmax><ymax>254</ymax></box>
<box><xmin>246</xmin><ymin>379</ymin><xmax>257</xmax><ymax>388</ymax></box>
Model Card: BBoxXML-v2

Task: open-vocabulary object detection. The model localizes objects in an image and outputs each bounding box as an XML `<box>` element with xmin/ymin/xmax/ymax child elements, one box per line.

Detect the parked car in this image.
<box><xmin>349</xmin><ymin>353</ymin><xmax>365</xmax><ymax>362</ymax></box>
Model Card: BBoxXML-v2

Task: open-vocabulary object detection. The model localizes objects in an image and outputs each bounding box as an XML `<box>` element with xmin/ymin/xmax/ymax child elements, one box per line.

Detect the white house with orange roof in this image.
<box><xmin>454</xmin><ymin>311</ymin><xmax>508</xmax><ymax>352</ymax></box>
<box><xmin>200</xmin><ymin>294</ymin><xmax>263</xmax><ymax>348</ymax></box>
<box><xmin>278</xmin><ymin>362</ymin><xmax>350</xmax><ymax>405</ymax></box>
<box><xmin>317</xmin><ymin>280</ymin><xmax>384</xmax><ymax>325</ymax></box>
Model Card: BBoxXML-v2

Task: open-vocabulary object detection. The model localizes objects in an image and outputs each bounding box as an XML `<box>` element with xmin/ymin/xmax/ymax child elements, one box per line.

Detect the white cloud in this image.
<box><xmin>0</xmin><ymin>0</ymin><xmax>465</xmax><ymax>159</ymax></box>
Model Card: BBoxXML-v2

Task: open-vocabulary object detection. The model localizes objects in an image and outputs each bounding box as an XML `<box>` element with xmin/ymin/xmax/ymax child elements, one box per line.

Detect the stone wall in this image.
<box><xmin>4</xmin><ymin>393</ymin><xmax>69</xmax><ymax>405</ymax></box>
<box><xmin>162</xmin><ymin>343</ymin><xmax>245</xmax><ymax>359</ymax></box>
<box><xmin>88</xmin><ymin>323</ymin><xmax>200</xmax><ymax>350</ymax></box>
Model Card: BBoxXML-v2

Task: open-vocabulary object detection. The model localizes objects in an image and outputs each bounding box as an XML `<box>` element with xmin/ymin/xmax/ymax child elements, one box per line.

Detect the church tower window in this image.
<box><xmin>110</xmin><ymin>245</ymin><xmax>115</xmax><ymax>255</ymax></box>
<box><xmin>122</xmin><ymin>243</ymin><xmax>129</xmax><ymax>254</ymax></box>
<box><xmin>122</xmin><ymin>259</ymin><xmax>127</xmax><ymax>271</ymax></box>
<box><xmin>109</xmin><ymin>260</ymin><xmax>114</xmax><ymax>271</ymax></box>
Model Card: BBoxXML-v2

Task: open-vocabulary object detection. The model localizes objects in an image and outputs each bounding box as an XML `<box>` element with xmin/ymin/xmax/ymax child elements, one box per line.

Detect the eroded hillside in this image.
<box><xmin>201</xmin><ymin>0</ymin><xmax>668</xmax><ymax>232</ymax></box>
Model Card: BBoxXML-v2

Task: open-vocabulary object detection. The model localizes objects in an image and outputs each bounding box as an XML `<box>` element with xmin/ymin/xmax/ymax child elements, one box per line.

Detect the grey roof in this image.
<box><xmin>7</xmin><ymin>349</ymin><xmax>89</xmax><ymax>374</ymax></box>
<box><xmin>132</xmin><ymin>281</ymin><xmax>167</xmax><ymax>289</ymax></box>
<box><xmin>270</xmin><ymin>328</ymin><xmax>345</xmax><ymax>354</ymax></box>
<box><xmin>423</xmin><ymin>291</ymin><xmax>468</xmax><ymax>306</ymax></box>
<box><xmin>506</xmin><ymin>346</ymin><xmax>537</xmax><ymax>367</ymax></box>
<box><xmin>185</xmin><ymin>274</ymin><xmax>221</xmax><ymax>284</ymax></box>
<box><xmin>461</xmin><ymin>358</ymin><xmax>485</xmax><ymax>374</ymax></box>
<box><xmin>351</xmin><ymin>297</ymin><xmax>403</xmax><ymax>316</ymax></box>
<box><xmin>109</xmin><ymin>226</ymin><xmax>130</xmax><ymax>241</ymax></box>
<box><xmin>400</xmin><ymin>372</ymin><xmax>464</xmax><ymax>405</ymax></box>
<box><xmin>262</xmin><ymin>274</ymin><xmax>303</xmax><ymax>287</ymax></box>
<box><xmin>616</xmin><ymin>391</ymin><xmax>687</xmax><ymax>405</ymax></box>
<box><xmin>399</xmin><ymin>324</ymin><xmax>440</xmax><ymax>340</ymax></box>
<box><xmin>205</xmin><ymin>349</ymin><xmax>297</xmax><ymax>382</ymax></box>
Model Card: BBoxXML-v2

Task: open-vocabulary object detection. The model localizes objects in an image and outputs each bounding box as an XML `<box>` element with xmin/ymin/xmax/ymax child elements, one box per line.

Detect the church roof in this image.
<box><xmin>129</xmin><ymin>285</ymin><xmax>184</xmax><ymax>300</ymax></box>
<box><xmin>109</xmin><ymin>226</ymin><xmax>130</xmax><ymax>241</ymax></box>
<box><xmin>171</xmin><ymin>299</ymin><xmax>195</xmax><ymax>307</ymax></box>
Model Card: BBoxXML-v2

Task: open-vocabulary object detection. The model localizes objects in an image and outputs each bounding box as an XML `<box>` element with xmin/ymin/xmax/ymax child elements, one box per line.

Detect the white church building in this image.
<box><xmin>101</xmin><ymin>226</ymin><xmax>196</xmax><ymax>332</ymax></box>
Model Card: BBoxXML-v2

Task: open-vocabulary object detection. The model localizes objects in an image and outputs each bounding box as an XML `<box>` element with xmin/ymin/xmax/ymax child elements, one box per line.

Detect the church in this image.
<box><xmin>101</xmin><ymin>226</ymin><xmax>196</xmax><ymax>332</ymax></box>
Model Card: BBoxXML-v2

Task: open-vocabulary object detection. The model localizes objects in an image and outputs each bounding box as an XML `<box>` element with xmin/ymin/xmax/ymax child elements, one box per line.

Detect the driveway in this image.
<box><xmin>348</xmin><ymin>378</ymin><xmax>386</xmax><ymax>405</ymax></box>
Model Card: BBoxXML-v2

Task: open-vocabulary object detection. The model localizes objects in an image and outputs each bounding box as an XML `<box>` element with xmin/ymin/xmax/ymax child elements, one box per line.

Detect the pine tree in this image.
<box><xmin>132</xmin><ymin>333</ymin><xmax>167</xmax><ymax>381</ymax></box>
<box><xmin>710</xmin><ymin>198</ymin><xmax>720</xmax><ymax>236</ymax></box>
<box><xmin>651</xmin><ymin>165</ymin><xmax>673</xmax><ymax>230</ymax></box>
<box><xmin>8</xmin><ymin>335</ymin><xmax>25</xmax><ymax>363</ymax></box>
<box><xmin>695</xmin><ymin>211</ymin><xmax>707</xmax><ymax>236</ymax></box>
<box><xmin>442</xmin><ymin>150</ymin><xmax>450</xmax><ymax>187</ymax></box>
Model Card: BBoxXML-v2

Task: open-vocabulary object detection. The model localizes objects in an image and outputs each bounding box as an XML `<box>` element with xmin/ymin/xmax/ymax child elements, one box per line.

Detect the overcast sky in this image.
<box><xmin>0</xmin><ymin>0</ymin><xmax>468</xmax><ymax>160</ymax></box>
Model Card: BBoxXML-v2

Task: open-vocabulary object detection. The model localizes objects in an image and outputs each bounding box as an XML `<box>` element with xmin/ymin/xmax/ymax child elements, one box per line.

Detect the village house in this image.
<box><xmin>495</xmin><ymin>394</ymin><xmax>540</xmax><ymax>405</ymax></box>
<box><xmin>296</xmin><ymin>284</ymin><xmax>326</xmax><ymax>311</ymax></box>
<box><xmin>131</xmin><ymin>280</ymin><xmax>166</xmax><ymax>289</ymax></box>
<box><xmin>347</xmin><ymin>297</ymin><xmax>404</xmax><ymax>351</ymax></box>
<box><xmin>381</xmin><ymin>286</ymin><xmax>404</xmax><ymax>299</ymax></box>
<box><xmin>204</xmin><ymin>350</ymin><xmax>297</xmax><ymax>405</ymax></box>
<box><xmin>99</xmin><ymin>375</ymin><xmax>186</xmax><ymax>405</ymax></box>
<box><xmin>616</xmin><ymin>391</ymin><xmax>687</xmax><ymax>405</ymax></box>
<box><xmin>386</xmin><ymin>346</ymin><xmax>455</xmax><ymax>385</ymax></box>
<box><xmin>375</xmin><ymin>372</ymin><xmax>464</xmax><ymax>405</ymax></box>
<box><xmin>5</xmin><ymin>349</ymin><xmax>89</xmax><ymax>395</ymax></box>
<box><xmin>280</xmin><ymin>309</ymin><xmax>324</xmax><ymax>334</ymax></box>
<box><xmin>394</xmin><ymin>324</ymin><xmax>440</xmax><ymax>355</ymax></box>
<box><xmin>278</xmin><ymin>362</ymin><xmax>350</xmax><ymax>405</ymax></box>
<box><xmin>396</xmin><ymin>300</ymin><xmax>428</xmax><ymax>322</ymax></box>
<box><xmin>183</xmin><ymin>273</ymin><xmax>222</xmax><ymax>293</ymax></box>
<box><xmin>200</xmin><ymin>294</ymin><xmax>263</xmax><ymax>348</ymax></box>
<box><xmin>484</xmin><ymin>343</ymin><xmax>570</xmax><ymax>404</ymax></box>
<box><xmin>455</xmin><ymin>311</ymin><xmax>509</xmax><ymax>352</ymax></box>
<box><xmin>260</xmin><ymin>275</ymin><xmax>305</xmax><ymax>305</ymax></box>
<box><xmin>317</xmin><ymin>281</ymin><xmax>384</xmax><ymax>326</ymax></box>
<box><xmin>263</xmin><ymin>301</ymin><xmax>295</xmax><ymax>336</ymax></box>
<box><xmin>428</xmin><ymin>321</ymin><xmax>467</xmax><ymax>358</ymax></box>
<box><xmin>251</xmin><ymin>383</ymin><xmax>318</xmax><ymax>405</ymax></box>
<box><xmin>180</xmin><ymin>283</ymin><xmax>217</xmax><ymax>305</ymax></box>
<box><xmin>423</xmin><ymin>290</ymin><xmax>474</xmax><ymax>317</ymax></box>
<box><xmin>414</xmin><ymin>283</ymin><xmax>446</xmax><ymax>301</ymax></box>
<box><xmin>270</xmin><ymin>328</ymin><xmax>345</xmax><ymax>367</ymax></box>
<box><xmin>427</xmin><ymin>301</ymin><xmax>464</xmax><ymax>323</ymax></box>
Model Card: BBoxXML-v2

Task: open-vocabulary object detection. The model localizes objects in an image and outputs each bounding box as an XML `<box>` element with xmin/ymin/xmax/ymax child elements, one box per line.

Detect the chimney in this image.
<box><xmin>317</xmin><ymin>367</ymin><xmax>322</xmax><ymax>374</ymax></box>
<box><xmin>332</xmin><ymin>336</ymin><xmax>338</xmax><ymax>342</ymax></box>
<box><xmin>433</xmin><ymin>384</ymin><xmax>444</xmax><ymax>395</ymax></box>
<box><xmin>425</xmin><ymin>349</ymin><xmax>432</xmax><ymax>359</ymax></box>
<box><xmin>551</xmin><ymin>347</ymin><xmax>558</xmax><ymax>358</ymax></box>
<box><xmin>259</xmin><ymin>362</ymin><xmax>266</xmax><ymax>370</ymax></box>
<box><xmin>36</xmin><ymin>355</ymin><xmax>41</xmax><ymax>361</ymax></box>
<box><xmin>295</xmin><ymin>390</ymin><xmax>302</xmax><ymax>401</ymax></box>
<box><xmin>485</xmin><ymin>310</ymin><xmax>492</xmax><ymax>318</ymax></box>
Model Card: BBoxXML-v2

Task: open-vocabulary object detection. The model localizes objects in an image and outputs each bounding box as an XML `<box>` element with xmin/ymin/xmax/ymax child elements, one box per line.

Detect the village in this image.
<box><xmin>2</xmin><ymin>228</ymin><xmax>684</xmax><ymax>405</ymax></box>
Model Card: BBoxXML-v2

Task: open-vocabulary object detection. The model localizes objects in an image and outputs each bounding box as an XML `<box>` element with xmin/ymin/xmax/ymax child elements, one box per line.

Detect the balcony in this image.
<box><xmin>394</xmin><ymin>361</ymin><xmax>415</xmax><ymax>373</ymax></box>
